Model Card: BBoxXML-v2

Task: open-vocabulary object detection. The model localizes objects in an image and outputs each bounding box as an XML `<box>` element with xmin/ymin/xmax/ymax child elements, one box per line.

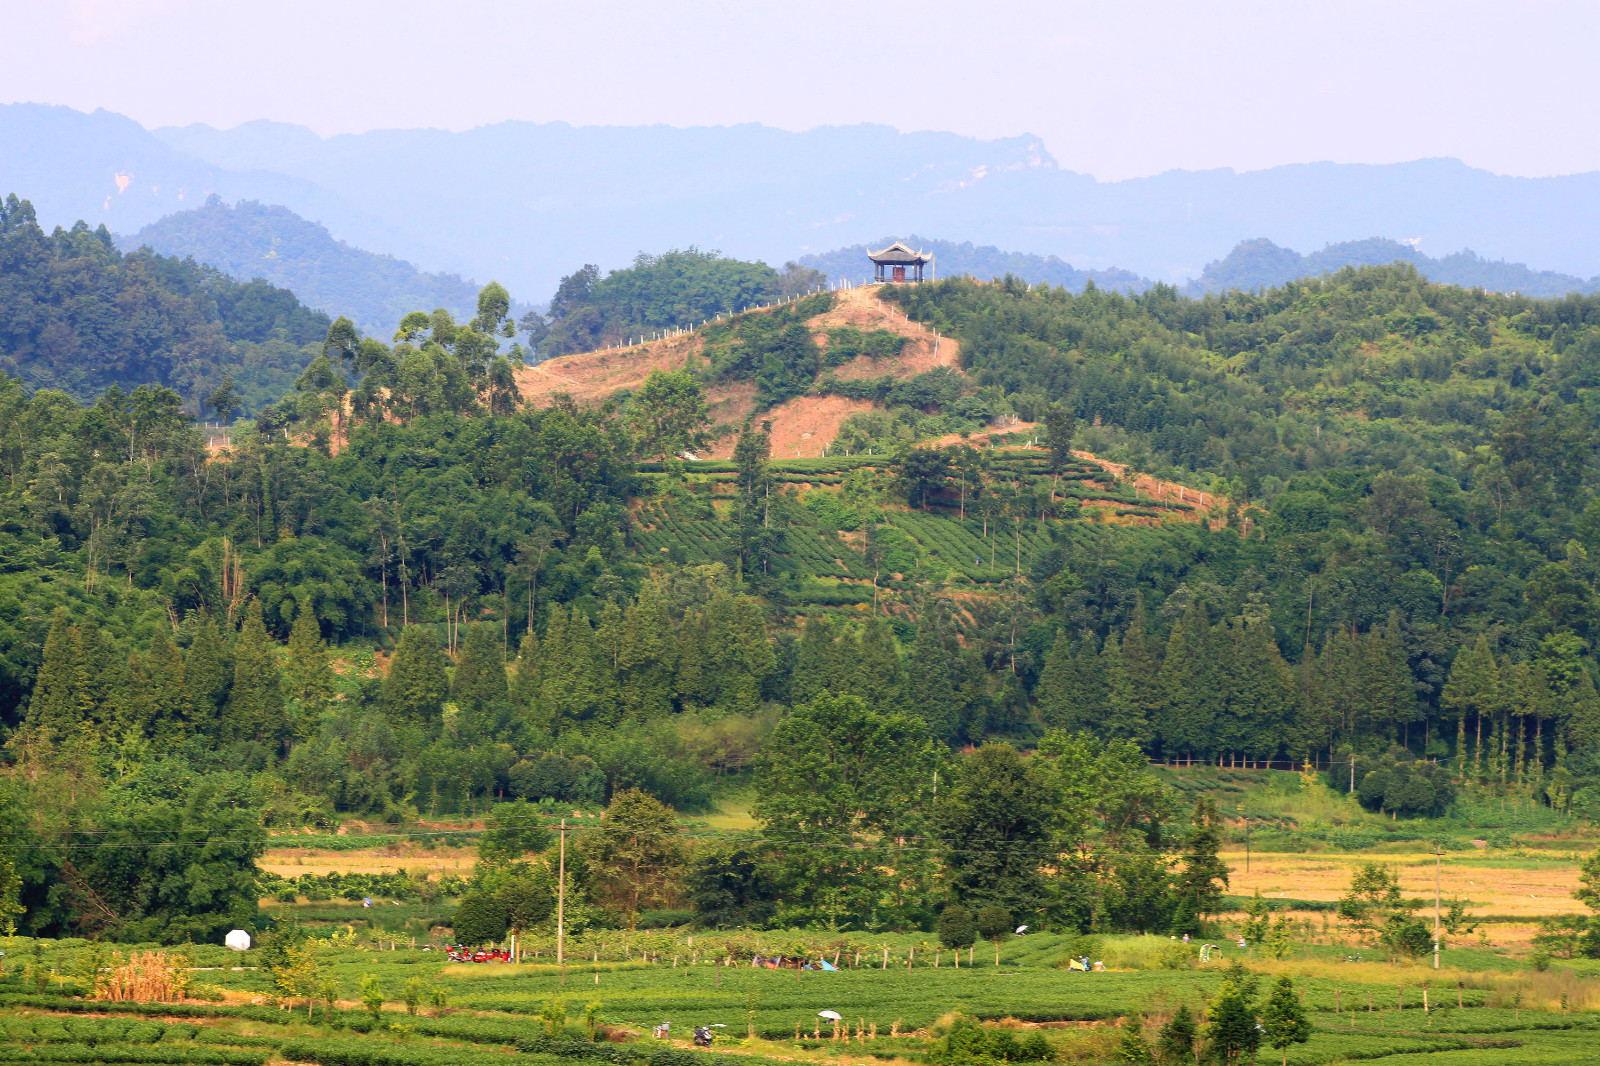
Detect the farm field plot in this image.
<box><xmin>259</xmin><ymin>846</ymin><xmax>479</xmax><ymax>880</ymax></box>
<box><xmin>1224</xmin><ymin>849</ymin><xmax>1584</xmax><ymax>919</ymax></box>
<box><xmin>5</xmin><ymin>921</ymin><xmax>1600</xmax><ymax>1066</ymax></box>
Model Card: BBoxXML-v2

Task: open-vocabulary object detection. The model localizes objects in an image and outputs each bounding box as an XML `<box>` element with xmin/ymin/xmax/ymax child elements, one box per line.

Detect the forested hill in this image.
<box><xmin>124</xmin><ymin>198</ymin><xmax>487</xmax><ymax>338</ymax></box>
<box><xmin>1190</xmin><ymin>236</ymin><xmax>1600</xmax><ymax>298</ymax></box>
<box><xmin>0</xmin><ymin>193</ymin><xmax>328</xmax><ymax>411</ymax></box>
<box><xmin>9</xmin><ymin>261</ymin><xmax>1600</xmax><ymax>934</ymax></box>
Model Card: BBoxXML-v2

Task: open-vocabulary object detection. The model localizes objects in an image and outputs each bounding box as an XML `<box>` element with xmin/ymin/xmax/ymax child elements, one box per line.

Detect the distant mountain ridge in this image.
<box><xmin>797</xmin><ymin>237</ymin><xmax>1152</xmax><ymax>293</ymax></box>
<box><xmin>1189</xmin><ymin>237</ymin><xmax>1600</xmax><ymax>297</ymax></box>
<box><xmin>123</xmin><ymin>198</ymin><xmax>486</xmax><ymax>336</ymax></box>
<box><xmin>15</xmin><ymin>103</ymin><xmax>1600</xmax><ymax>302</ymax></box>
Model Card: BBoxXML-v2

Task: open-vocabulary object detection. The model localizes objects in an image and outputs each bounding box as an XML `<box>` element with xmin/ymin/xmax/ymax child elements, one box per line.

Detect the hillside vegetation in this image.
<box><xmin>7</xmin><ymin>230</ymin><xmax>1600</xmax><ymax>955</ymax></box>
<box><xmin>1191</xmin><ymin>235</ymin><xmax>1600</xmax><ymax>297</ymax></box>
<box><xmin>125</xmin><ymin>197</ymin><xmax>486</xmax><ymax>337</ymax></box>
<box><xmin>0</xmin><ymin>193</ymin><xmax>328</xmax><ymax>411</ymax></box>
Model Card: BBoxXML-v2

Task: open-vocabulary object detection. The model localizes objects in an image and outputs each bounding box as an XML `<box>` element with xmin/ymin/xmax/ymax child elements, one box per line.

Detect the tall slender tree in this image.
<box><xmin>1443</xmin><ymin>634</ymin><xmax>1501</xmax><ymax>780</ymax></box>
<box><xmin>226</xmin><ymin>600</ymin><xmax>288</xmax><ymax>748</ymax></box>
<box><xmin>285</xmin><ymin>603</ymin><xmax>334</xmax><ymax>733</ymax></box>
<box><xmin>453</xmin><ymin>623</ymin><xmax>509</xmax><ymax>709</ymax></box>
<box><xmin>25</xmin><ymin>608</ymin><xmax>88</xmax><ymax>742</ymax></box>
<box><xmin>1158</xmin><ymin>600</ymin><xmax>1220</xmax><ymax>761</ymax></box>
<box><xmin>184</xmin><ymin>611</ymin><xmax>230</xmax><ymax>736</ymax></box>
<box><xmin>383</xmin><ymin>625</ymin><xmax>448</xmax><ymax>730</ymax></box>
<box><xmin>908</xmin><ymin>608</ymin><xmax>960</xmax><ymax>742</ymax></box>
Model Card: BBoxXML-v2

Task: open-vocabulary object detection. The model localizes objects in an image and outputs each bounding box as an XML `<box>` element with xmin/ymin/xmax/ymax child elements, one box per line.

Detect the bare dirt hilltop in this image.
<box><xmin>512</xmin><ymin>286</ymin><xmax>958</xmax><ymax>459</ymax></box>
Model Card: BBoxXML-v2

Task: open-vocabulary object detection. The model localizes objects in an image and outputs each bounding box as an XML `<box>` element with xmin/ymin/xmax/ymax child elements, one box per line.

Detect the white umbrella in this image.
<box><xmin>1015</xmin><ymin>925</ymin><xmax>1028</xmax><ymax>935</ymax></box>
<box><xmin>818</xmin><ymin>1011</ymin><xmax>842</xmax><ymax>1021</ymax></box>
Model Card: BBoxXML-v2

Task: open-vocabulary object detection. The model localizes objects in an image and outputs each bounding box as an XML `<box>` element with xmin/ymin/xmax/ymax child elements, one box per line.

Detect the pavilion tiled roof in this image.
<box><xmin>867</xmin><ymin>241</ymin><xmax>933</xmax><ymax>265</ymax></box>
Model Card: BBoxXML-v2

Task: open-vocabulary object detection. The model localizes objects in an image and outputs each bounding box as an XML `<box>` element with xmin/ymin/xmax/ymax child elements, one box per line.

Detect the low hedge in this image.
<box><xmin>0</xmin><ymin>1048</ymin><xmax>266</xmax><ymax>1065</ymax></box>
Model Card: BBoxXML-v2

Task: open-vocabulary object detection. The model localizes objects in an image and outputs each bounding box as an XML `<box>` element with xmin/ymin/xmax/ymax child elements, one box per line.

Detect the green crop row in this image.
<box><xmin>791</xmin><ymin>581</ymin><xmax>874</xmax><ymax>606</ymax></box>
<box><xmin>277</xmin><ymin>1040</ymin><xmax>537</xmax><ymax>1066</ymax></box>
<box><xmin>887</xmin><ymin>513</ymin><xmax>1052</xmax><ymax>581</ymax></box>
<box><xmin>0</xmin><ymin>1048</ymin><xmax>266</xmax><ymax>1066</ymax></box>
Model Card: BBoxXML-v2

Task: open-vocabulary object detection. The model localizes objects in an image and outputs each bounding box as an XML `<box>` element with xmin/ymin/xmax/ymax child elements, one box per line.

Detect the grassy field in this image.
<box><xmin>5</xmin><ymin>927</ymin><xmax>1600</xmax><ymax>1065</ymax></box>
<box><xmin>12</xmin><ymin>767</ymin><xmax>1600</xmax><ymax>1064</ymax></box>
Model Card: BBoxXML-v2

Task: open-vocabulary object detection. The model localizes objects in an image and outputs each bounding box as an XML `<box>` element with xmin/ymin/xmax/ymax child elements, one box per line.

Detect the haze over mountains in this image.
<box><xmin>10</xmin><ymin>102</ymin><xmax>1600</xmax><ymax>314</ymax></box>
<box><xmin>125</xmin><ymin>198</ymin><xmax>487</xmax><ymax>336</ymax></box>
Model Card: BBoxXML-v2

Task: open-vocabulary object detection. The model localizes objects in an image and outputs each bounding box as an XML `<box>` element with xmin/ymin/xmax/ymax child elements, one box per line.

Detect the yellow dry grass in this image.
<box><xmin>1222</xmin><ymin>848</ymin><xmax>1582</xmax><ymax>917</ymax></box>
<box><xmin>259</xmin><ymin>845</ymin><xmax>477</xmax><ymax>879</ymax></box>
<box><xmin>695</xmin><ymin>793</ymin><xmax>758</xmax><ymax>833</ymax></box>
<box><xmin>95</xmin><ymin>951</ymin><xmax>189</xmax><ymax>1003</ymax></box>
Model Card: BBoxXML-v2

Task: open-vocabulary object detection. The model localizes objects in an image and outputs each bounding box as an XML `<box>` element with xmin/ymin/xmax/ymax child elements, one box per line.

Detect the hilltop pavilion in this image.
<box><xmin>867</xmin><ymin>241</ymin><xmax>935</xmax><ymax>283</ymax></box>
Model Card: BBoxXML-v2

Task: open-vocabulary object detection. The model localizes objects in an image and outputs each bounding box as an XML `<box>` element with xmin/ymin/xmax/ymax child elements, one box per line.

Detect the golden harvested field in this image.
<box><xmin>260</xmin><ymin>845</ymin><xmax>477</xmax><ymax>879</ymax></box>
<box><xmin>1223</xmin><ymin>848</ymin><xmax>1583</xmax><ymax>917</ymax></box>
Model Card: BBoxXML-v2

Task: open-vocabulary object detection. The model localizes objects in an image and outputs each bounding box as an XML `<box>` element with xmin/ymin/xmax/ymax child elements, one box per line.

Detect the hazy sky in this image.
<box><xmin>7</xmin><ymin>0</ymin><xmax>1600</xmax><ymax>181</ymax></box>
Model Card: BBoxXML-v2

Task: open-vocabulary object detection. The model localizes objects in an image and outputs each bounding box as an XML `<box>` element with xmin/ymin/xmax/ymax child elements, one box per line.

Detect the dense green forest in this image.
<box><xmin>0</xmin><ymin>194</ymin><xmax>329</xmax><ymax>412</ymax></box>
<box><xmin>8</xmin><ymin>193</ymin><xmax>1600</xmax><ymax>941</ymax></box>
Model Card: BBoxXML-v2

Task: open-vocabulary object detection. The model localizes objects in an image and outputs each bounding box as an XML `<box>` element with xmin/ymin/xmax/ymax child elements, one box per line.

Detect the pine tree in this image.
<box><xmin>1223</xmin><ymin>621</ymin><xmax>1297</xmax><ymax>762</ymax></box>
<box><xmin>1174</xmin><ymin>798</ymin><xmax>1229</xmax><ymax>935</ymax></box>
<box><xmin>79</xmin><ymin>623</ymin><xmax>118</xmax><ymax>734</ymax></box>
<box><xmin>1036</xmin><ymin>631</ymin><xmax>1085</xmax><ymax>731</ymax></box>
<box><xmin>701</xmin><ymin>594</ymin><xmax>741</xmax><ymax>707</ymax></box>
<box><xmin>184</xmin><ymin>610</ymin><xmax>230</xmax><ymax>735</ymax></box>
<box><xmin>383</xmin><ymin>624</ymin><xmax>448</xmax><ymax>729</ymax></box>
<box><xmin>1564</xmin><ymin>667</ymin><xmax>1600</xmax><ymax>753</ymax></box>
<box><xmin>1365</xmin><ymin>611</ymin><xmax>1418</xmax><ymax>741</ymax></box>
<box><xmin>1121</xmin><ymin>594</ymin><xmax>1163</xmax><ymax>731</ymax></box>
<box><xmin>1324</xmin><ymin>628</ymin><xmax>1364</xmax><ymax>752</ymax></box>
<box><xmin>541</xmin><ymin>607</ymin><xmax>613</xmax><ymax>731</ymax></box>
<box><xmin>908</xmin><ymin>610</ymin><xmax>960</xmax><ymax>742</ymax></box>
<box><xmin>1523</xmin><ymin>661</ymin><xmax>1558</xmax><ymax>788</ymax></box>
<box><xmin>115</xmin><ymin>651</ymin><xmax>155</xmax><ymax>740</ymax></box>
<box><xmin>1158</xmin><ymin>600</ymin><xmax>1220</xmax><ymax>760</ymax></box>
<box><xmin>594</xmin><ymin>601</ymin><xmax>624</xmax><ymax>676</ymax></box>
<box><xmin>1070</xmin><ymin>634</ymin><xmax>1108</xmax><ymax>726</ymax></box>
<box><xmin>673</xmin><ymin>608</ymin><xmax>711</xmax><ymax>709</ymax></box>
<box><xmin>1099</xmin><ymin>633</ymin><xmax>1150</xmax><ymax>744</ymax></box>
<box><xmin>1260</xmin><ymin>975</ymin><xmax>1312</xmax><ymax>1066</ymax></box>
<box><xmin>226</xmin><ymin>599</ymin><xmax>288</xmax><ymax>747</ymax></box>
<box><xmin>736</xmin><ymin>595</ymin><xmax>779</xmax><ymax>707</ymax></box>
<box><xmin>791</xmin><ymin>615</ymin><xmax>835</xmax><ymax>703</ymax></box>
<box><xmin>25</xmin><ymin>607</ymin><xmax>88</xmax><ymax>741</ymax></box>
<box><xmin>1155</xmin><ymin>1004</ymin><xmax>1196</xmax><ymax>1065</ymax></box>
<box><xmin>1204</xmin><ymin>977</ymin><xmax>1260</xmax><ymax>1066</ymax></box>
<box><xmin>145</xmin><ymin>629</ymin><xmax>193</xmax><ymax>743</ymax></box>
<box><xmin>510</xmin><ymin>631</ymin><xmax>546</xmax><ymax>732</ymax></box>
<box><xmin>453</xmin><ymin>623</ymin><xmax>508</xmax><ymax>709</ymax></box>
<box><xmin>285</xmin><ymin>602</ymin><xmax>335</xmax><ymax>732</ymax></box>
<box><xmin>849</xmin><ymin>615</ymin><xmax>906</xmax><ymax>713</ymax></box>
<box><xmin>1305</xmin><ymin>629</ymin><xmax>1360</xmax><ymax>776</ymax></box>
<box><xmin>1287</xmin><ymin>649</ymin><xmax>1325</xmax><ymax>761</ymax></box>
<box><xmin>1113</xmin><ymin>1015</ymin><xmax>1152</xmax><ymax>1065</ymax></box>
<box><xmin>1443</xmin><ymin>634</ymin><xmax>1501</xmax><ymax>781</ymax></box>
<box><xmin>617</xmin><ymin>579</ymin><xmax>675</xmax><ymax>720</ymax></box>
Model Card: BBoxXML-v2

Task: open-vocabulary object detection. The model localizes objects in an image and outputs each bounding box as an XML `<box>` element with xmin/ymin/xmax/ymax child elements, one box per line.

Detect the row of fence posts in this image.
<box><xmin>618</xmin><ymin>277</ymin><xmax>897</xmax><ymax>350</ymax></box>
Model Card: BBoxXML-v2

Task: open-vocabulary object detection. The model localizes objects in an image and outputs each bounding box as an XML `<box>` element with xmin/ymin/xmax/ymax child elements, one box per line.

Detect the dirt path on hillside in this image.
<box><xmin>511</xmin><ymin>285</ymin><xmax>959</xmax><ymax>460</ymax></box>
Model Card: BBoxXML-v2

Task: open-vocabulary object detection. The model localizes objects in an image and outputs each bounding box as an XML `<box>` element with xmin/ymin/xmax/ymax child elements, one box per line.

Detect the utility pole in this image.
<box><xmin>558</xmin><ymin>818</ymin><xmax>567</xmax><ymax>986</ymax></box>
<box><xmin>1440</xmin><ymin>838</ymin><xmax>1452</xmax><ymax>973</ymax></box>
